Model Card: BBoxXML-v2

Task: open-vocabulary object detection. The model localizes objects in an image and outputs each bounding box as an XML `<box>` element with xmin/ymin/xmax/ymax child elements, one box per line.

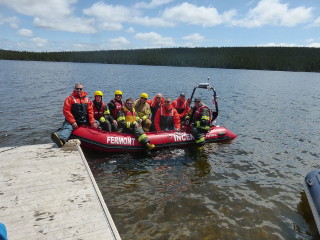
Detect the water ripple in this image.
<box><xmin>2</xmin><ymin>60</ymin><xmax>320</xmax><ymax>239</ymax></box>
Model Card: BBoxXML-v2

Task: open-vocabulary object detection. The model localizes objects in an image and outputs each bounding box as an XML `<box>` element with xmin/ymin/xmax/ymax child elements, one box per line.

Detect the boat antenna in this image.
<box><xmin>211</xmin><ymin>78</ymin><xmax>218</xmax><ymax>121</ymax></box>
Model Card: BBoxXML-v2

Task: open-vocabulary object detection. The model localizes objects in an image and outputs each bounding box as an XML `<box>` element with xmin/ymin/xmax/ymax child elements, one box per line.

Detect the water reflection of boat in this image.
<box><xmin>304</xmin><ymin>169</ymin><xmax>320</xmax><ymax>233</ymax></box>
<box><xmin>71</xmin><ymin>125</ymin><xmax>237</xmax><ymax>153</ymax></box>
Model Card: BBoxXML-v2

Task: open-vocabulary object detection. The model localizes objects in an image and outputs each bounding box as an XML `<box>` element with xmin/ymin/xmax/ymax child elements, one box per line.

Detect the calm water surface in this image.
<box><xmin>1</xmin><ymin>60</ymin><xmax>320</xmax><ymax>240</ymax></box>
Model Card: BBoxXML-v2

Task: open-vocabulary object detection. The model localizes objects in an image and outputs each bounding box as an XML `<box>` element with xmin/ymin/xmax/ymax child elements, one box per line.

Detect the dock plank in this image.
<box><xmin>0</xmin><ymin>143</ymin><xmax>121</xmax><ymax>240</ymax></box>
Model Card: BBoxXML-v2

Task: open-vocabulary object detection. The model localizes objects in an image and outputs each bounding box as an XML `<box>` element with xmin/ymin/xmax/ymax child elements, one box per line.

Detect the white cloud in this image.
<box><xmin>0</xmin><ymin>15</ymin><xmax>19</xmax><ymax>28</ymax></box>
<box><xmin>17</xmin><ymin>28</ymin><xmax>33</xmax><ymax>37</ymax></box>
<box><xmin>34</xmin><ymin>17</ymin><xmax>96</xmax><ymax>34</ymax></box>
<box><xmin>234</xmin><ymin>0</ymin><xmax>313</xmax><ymax>27</ymax></box>
<box><xmin>310</xmin><ymin>16</ymin><xmax>320</xmax><ymax>27</ymax></box>
<box><xmin>0</xmin><ymin>37</ymin><xmax>50</xmax><ymax>51</ymax></box>
<box><xmin>0</xmin><ymin>37</ymin><xmax>106</xmax><ymax>52</ymax></box>
<box><xmin>304</xmin><ymin>38</ymin><xmax>320</xmax><ymax>48</ymax></box>
<box><xmin>307</xmin><ymin>42</ymin><xmax>320</xmax><ymax>48</ymax></box>
<box><xmin>84</xmin><ymin>2</ymin><xmax>132</xmax><ymax>22</ymax></box>
<box><xmin>83</xmin><ymin>2</ymin><xmax>175</xmax><ymax>30</ymax></box>
<box><xmin>98</xmin><ymin>22</ymin><xmax>123</xmax><ymax>31</ymax></box>
<box><xmin>182</xmin><ymin>33</ymin><xmax>205</xmax><ymax>42</ymax></box>
<box><xmin>258</xmin><ymin>41</ymin><xmax>320</xmax><ymax>48</ymax></box>
<box><xmin>181</xmin><ymin>33</ymin><xmax>206</xmax><ymax>47</ymax></box>
<box><xmin>126</xmin><ymin>27</ymin><xmax>135</xmax><ymax>33</ymax></box>
<box><xmin>134</xmin><ymin>32</ymin><xmax>174</xmax><ymax>47</ymax></box>
<box><xmin>71</xmin><ymin>43</ymin><xmax>103</xmax><ymax>51</ymax></box>
<box><xmin>31</xmin><ymin>37</ymin><xmax>48</xmax><ymax>47</ymax></box>
<box><xmin>108</xmin><ymin>37</ymin><xmax>130</xmax><ymax>49</ymax></box>
<box><xmin>162</xmin><ymin>2</ymin><xmax>236</xmax><ymax>27</ymax></box>
<box><xmin>305</xmin><ymin>38</ymin><xmax>315</xmax><ymax>43</ymax></box>
<box><xmin>1</xmin><ymin>0</ymin><xmax>319</xmax><ymax>51</ymax></box>
<box><xmin>0</xmin><ymin>0</ymin><xmax>76</xmax><ymax>19</ymax></box>
<box><xmin>133</xmin><ymin>16</ymin><xmax>175</xmax><ymax>27</ymax></box>
<box><xmin>135</xmin><ymin>0</ymin><xmax>173</xmax><ymax>9</ymax></box>
<box><xmin>258</xmin><ymin>42</ymin><xmax>299</xmax><ymax>47</ymax></box>
<box><xmin>84</xmin><ymin>2</ymin><xmax>133</xmax><ymax>31</ymax></box>
<box><xmin>0</xmin><ymin>0</ymin><xmax>97</xmax><ymax>33</ymax></box>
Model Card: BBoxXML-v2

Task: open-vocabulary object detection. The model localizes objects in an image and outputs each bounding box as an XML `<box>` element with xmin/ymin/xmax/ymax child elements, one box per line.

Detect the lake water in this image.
<box><xmin>1</xmin><ymin>60</ymin><xmax>320</xmax><ymax>240</ymax></box>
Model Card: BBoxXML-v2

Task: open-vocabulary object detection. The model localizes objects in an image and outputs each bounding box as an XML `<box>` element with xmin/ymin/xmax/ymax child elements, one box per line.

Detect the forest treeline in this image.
<box><xmin>0</xmin><ymin>47</ymin><xmax>319</xmax><ymax>72</ymax></box>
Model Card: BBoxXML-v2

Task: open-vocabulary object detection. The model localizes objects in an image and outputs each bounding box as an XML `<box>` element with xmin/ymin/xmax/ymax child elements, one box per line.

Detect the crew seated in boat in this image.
<box><xmin>91</xmin><ymin>91</ymin><xmax>117</xmax><ymax>132</ymax></box>
<box><xmin>185</xmin><ymin>97</ymin><xmax>211</xmax><ymax>146</ymax></box>
<box><xmin>134</xmin><ymin>93</ymin><xmax>152</xmax><ymax>132</ymax></box>
<box><xmin>154</xmin><ymin>97</ymin><xmax>181</xmax><ymax>132</ymax></box>
<box><xmin>51</xmin><ymin>83</ymin><xmax>98</xmax><ymax>148</ymax></box>
<box><xmin>117</xmin><ymin>98</ymin><xmax>155</xmax><ymax>150</ymax></box>
<box><xmin>108</xmin><ymin>90</ymin><xmax>125</xmax><ymax>120</ymax></box>
<box><xmin>147</xmin><ymin>93</ymin><xmax>164</xmax><ymax>131</ymax></box>
<box><xmin>172</xmin><ymin>92</ymin><xmax>190</xmax><ymax>123</ymax></box>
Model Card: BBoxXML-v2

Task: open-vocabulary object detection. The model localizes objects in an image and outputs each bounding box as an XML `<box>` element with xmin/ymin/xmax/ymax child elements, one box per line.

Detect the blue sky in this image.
<box><xmin>1</xmin><ymin>0</ymin><xmax>320</xmax><ymax>51</ymax></box>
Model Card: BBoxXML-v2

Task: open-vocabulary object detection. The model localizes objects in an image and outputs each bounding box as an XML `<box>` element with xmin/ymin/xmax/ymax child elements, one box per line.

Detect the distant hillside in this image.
<box><xmin>0</xmin><ymin>47</ymin><xmax>319</xmax><ymax>72</ymax></box>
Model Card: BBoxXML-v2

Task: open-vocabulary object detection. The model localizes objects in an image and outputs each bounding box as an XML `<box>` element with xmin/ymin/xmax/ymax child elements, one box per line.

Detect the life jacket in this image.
<box><xmin>92</xmin><ymin>101</ymin><xmax>106</xmax><ymax>120</ymax></box>
<box><xmin>194</xmin><ymin>105</ymin><xmax>212</xmax><ymax>122</ymax></box>
<box><xmin>148</xmin><ymin>98</ymin><xmax>164</xmax><ymax>117</ymax></box>
<box><xmin>110</xmin><ymin>99</ymin><xmax>124</xmax><ymax>118</ymax></box>
<box><xmin>70</xmin><ymin>95</ymin><xmax>90</xmax><ymax>124</ymax></box>
<box><xmin>159</xmin><ymin>107</ymin><xmax>174</xmax><ymax>131</ymax></box>
<box><xmin>123</xmin><ymin>107</ymin><xmax>137</xmax><ymax>123</ymax></box>
<box><xmin>172</xmin><ymin>98</ymin><xmax>188</xmax><ymax>114</ymax></box>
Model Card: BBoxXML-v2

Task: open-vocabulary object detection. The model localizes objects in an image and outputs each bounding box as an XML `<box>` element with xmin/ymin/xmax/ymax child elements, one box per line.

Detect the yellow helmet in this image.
<box><xmin>140</xmin><ymin>93</ymin><xmax>148</xmax><ymax>99</ymax></box>
<box><xmin>94</xmin><ymin>91</ymin><xmax>103</xmax><ymax>97</ymax></box>
<box><xmin>114</xmin><ymin>90</ymin><xmax>123</xmax><ymax>95</ymax></box>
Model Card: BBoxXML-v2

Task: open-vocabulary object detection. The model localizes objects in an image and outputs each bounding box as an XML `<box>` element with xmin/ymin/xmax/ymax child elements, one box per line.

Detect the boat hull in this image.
<box><xmin>304</xmin><ymin>169</ymin><xmax>320</xmax><ymax>233</ymax></box>
<box><xmin>71</xmin><ymin>125</ymin><xmax>237</xmax><ymax>152</ymax></box>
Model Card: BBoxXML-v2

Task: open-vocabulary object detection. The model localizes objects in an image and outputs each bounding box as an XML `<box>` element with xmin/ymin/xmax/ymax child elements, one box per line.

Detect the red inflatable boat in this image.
<box><xmin>71</xmin><ymin>125</ymin><xmax>237</xmax><ymax>152</ymax></box>
<box><xmin>70</xmin><ymin>82</ymin><xmax>237</xmax><ymax>152</ymax></box>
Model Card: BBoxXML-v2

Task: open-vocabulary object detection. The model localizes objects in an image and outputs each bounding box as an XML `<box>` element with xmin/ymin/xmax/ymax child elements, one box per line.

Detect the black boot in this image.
<box><xmin>51</xmin><ymin>132</ymin><xmax>65</xmax><ymax>148</ymax></box>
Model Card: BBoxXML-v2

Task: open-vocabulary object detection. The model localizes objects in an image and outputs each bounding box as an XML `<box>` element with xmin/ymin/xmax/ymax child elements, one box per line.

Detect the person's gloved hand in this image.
<box><xmin>99</xmin><ymin>117</ymin><xmax>106</xmax><ymax>123</ymax></box>
<box><xmin>72</xmin><ymin>122</ymin><xmax>78</xmax><ymax>129</ymax></box>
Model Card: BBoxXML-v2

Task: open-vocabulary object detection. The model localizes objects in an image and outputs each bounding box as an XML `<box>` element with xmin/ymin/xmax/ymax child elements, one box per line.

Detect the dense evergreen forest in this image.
<box><xmin>0</xmin><ymin>47</ymin><xmax>319</xmax><ymax>72</ymax></box>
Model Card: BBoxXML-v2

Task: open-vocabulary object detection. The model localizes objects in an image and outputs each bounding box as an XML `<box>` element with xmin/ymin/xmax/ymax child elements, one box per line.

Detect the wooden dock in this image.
<box><xmin>0</xmin><ymin>142</ymin><xmax>121</xmax><ymax>240</ymax></box>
